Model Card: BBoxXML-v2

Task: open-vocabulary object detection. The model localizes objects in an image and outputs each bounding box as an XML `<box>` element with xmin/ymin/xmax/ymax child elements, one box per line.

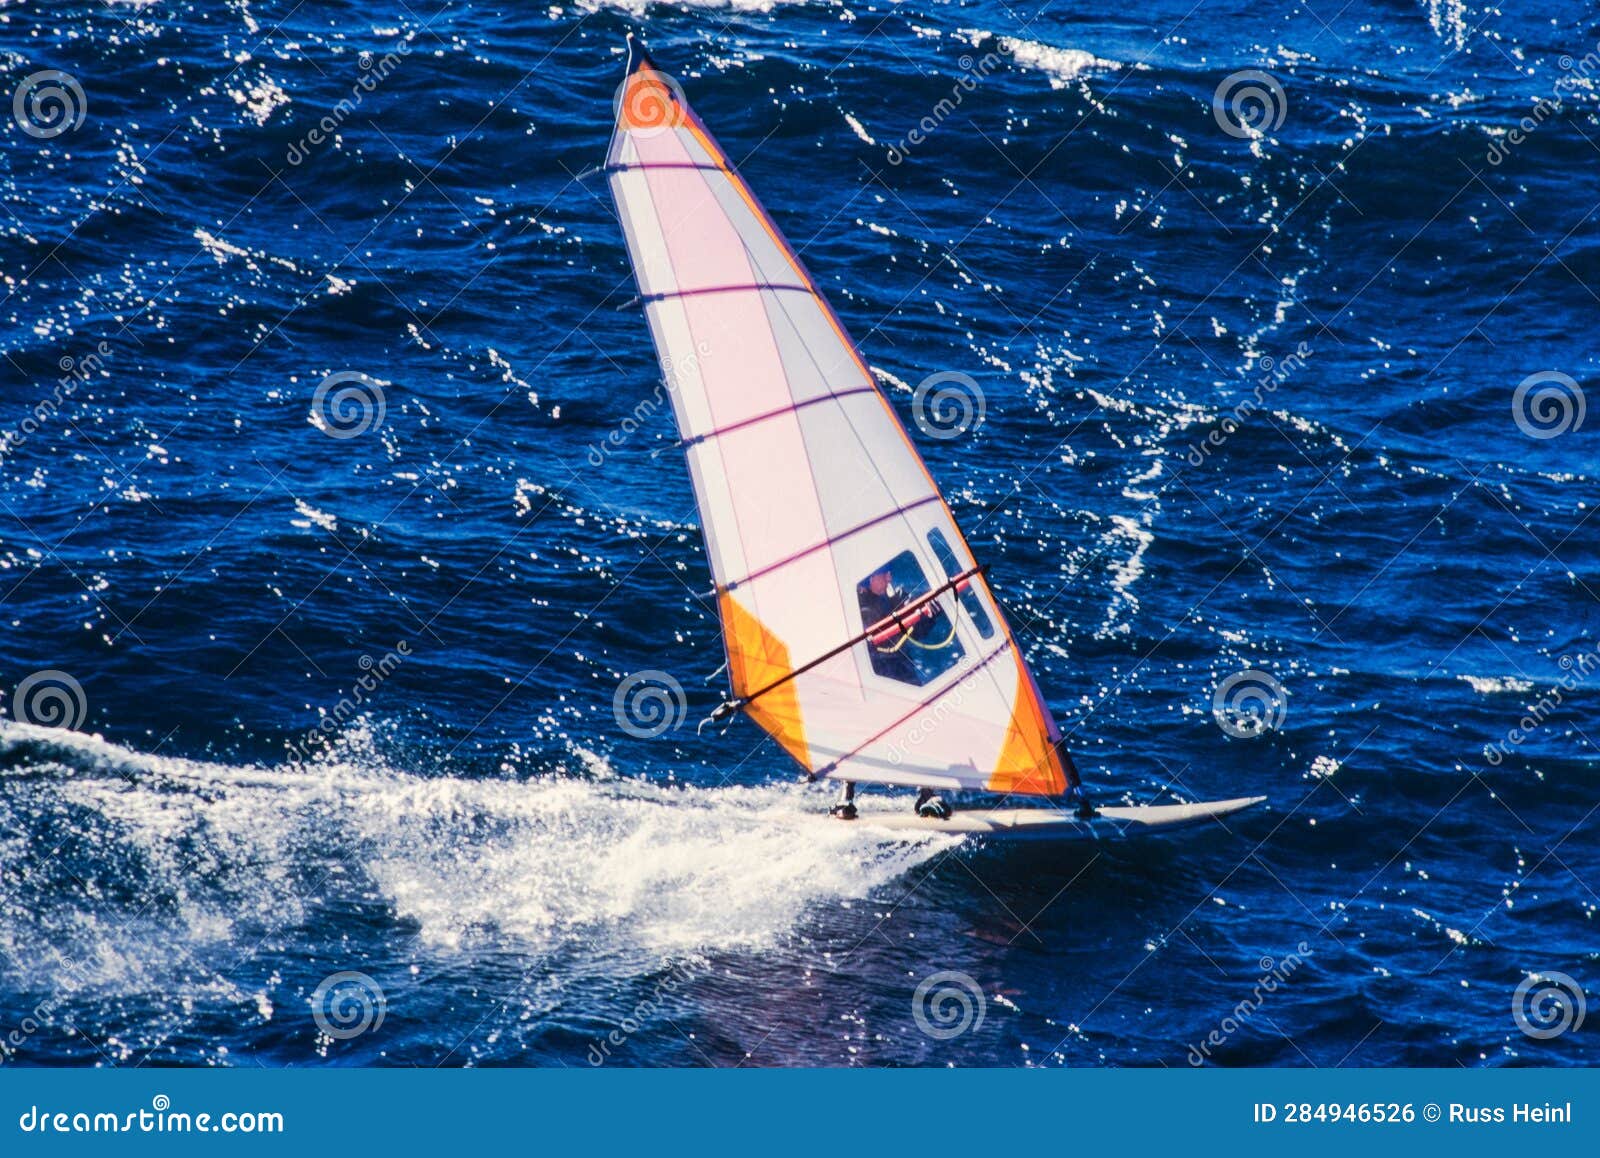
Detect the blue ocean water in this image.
<box><xmin>1</xmin><ymin>0</ymin><xmax>1596</xmax><ymax>1068</ymax></box>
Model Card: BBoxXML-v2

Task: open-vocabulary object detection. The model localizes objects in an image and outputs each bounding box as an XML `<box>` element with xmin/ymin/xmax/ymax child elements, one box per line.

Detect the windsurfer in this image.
<box><xmin>832</xmin><ymin>567</ymin><xmax>955</xmax><ymax>820</ymax></box>
<box><xmin>857</xmin><ymin>568</ymin><xmax>920</xmax><ymax>683</ymax></box>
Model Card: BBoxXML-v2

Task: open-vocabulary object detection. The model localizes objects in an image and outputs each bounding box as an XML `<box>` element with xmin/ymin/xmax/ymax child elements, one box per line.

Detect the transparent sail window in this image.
<box><xmin>856</xmin><ymin>550</ymin><xmax>965</xmax><ymax>686</ymax></box>
<box><xmin>925</xmin><ymin>528</ymin><xmax>995</xmax><ymax>639</ymax></box>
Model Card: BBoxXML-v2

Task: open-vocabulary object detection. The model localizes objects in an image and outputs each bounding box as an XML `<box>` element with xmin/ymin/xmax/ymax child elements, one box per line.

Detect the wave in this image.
<box><xmin>0</xmin><ymin>721</ymin><xmax>952</xmax><ymax>994</ymax></box>
<box><xmin>994</xmin><ymin>37</ymin><xmax>1126</xmax><ymax>88</ymax></box>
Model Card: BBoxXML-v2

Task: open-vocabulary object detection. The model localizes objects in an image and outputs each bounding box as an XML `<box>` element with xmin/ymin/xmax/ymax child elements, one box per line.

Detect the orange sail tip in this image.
<box><xmin>987</xmin><ymin>653</ymin><xmax>1069</xmax><ymax>797</ymax></box>
<box><xmin>617</xmin><ymin>61</ymin><xmax>686</xmax><ymax>136</ymax></box>
<box><xmin>719</xmin><ymin>593</ymin><xmax>810</xmax><ymax>769</ymax></box>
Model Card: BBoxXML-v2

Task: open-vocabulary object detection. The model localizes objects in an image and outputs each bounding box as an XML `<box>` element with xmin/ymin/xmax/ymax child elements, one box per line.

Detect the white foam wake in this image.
<box><xmin>0</xmin><ymin>721</ymin><xmax>953</xmax><ymax>990</ymax></box>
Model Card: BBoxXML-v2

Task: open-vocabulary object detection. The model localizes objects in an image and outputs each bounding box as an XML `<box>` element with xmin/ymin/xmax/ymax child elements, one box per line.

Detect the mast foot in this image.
<box><xmin>1072</xmin><ymin>788</ymin><xmax>1099</xmax><ymax>820</ymax></box>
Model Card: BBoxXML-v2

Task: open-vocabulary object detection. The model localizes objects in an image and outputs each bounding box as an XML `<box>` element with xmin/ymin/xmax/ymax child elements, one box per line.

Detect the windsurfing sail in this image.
<box><xmin>605</xmin><ymin>43</ymin><xmax>1079</xmax><ymax>798</ymax></box>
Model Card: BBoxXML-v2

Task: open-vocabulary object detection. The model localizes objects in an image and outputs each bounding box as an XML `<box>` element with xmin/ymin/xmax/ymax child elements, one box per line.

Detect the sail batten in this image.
<box><xmin>643</xmin><ymin>282</ymin><xmax>815</xmax><ymax>303</ymax></box>
<box><xmin>607</xmin><ymin>44</ymin><xmax>1076</xmax><ymax>798</ymax></box>
<box><xmin>718</xmin><ymin>494</ymin><xmax>944</xmax><ymax>593</ymax></box>
<box><xmin>682</xmin><ymin>385</ymin><xmax>880</xmax><ymax>449</ymax></box>
<box><xmin>607</xmin><ymin>162</ymin><xmax>726</xmax><ymax>173</ymax></box>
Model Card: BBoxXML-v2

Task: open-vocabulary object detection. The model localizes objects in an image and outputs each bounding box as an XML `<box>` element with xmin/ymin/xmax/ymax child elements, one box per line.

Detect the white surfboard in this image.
<box><xmin>847</xmin><ymin>795</ymin><xmax>1267</xmax><ymax>842</ymax></box>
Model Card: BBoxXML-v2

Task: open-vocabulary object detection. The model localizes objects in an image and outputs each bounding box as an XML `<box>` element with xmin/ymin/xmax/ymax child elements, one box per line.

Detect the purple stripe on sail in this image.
<box><xmin>606</xmin><ymin>162</ymin><xmax>727</xmax><ymax>173</ymax></box>
<box><xmin>813</xmin><ymin>638</ymin><xmax>1017</xmax><ymax>779</ymax></box>
<box><xmin>643</xmin><ymin>283</ymin><xmax>814</xmax><ymax>304</ymax></box>
<box><xmin>682</xmin><ymin>386</ymin><xmax>878</xmax><ymax>449</ymax></box>
<box><xmin>722</xmin><ymin>494</ymin><xmax>942</xmax><ymax>592</ymax></box>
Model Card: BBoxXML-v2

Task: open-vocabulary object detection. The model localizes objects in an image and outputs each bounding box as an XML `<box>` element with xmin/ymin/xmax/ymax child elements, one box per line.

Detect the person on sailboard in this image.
<box><xmin>856</xmin><ymin>567</ymin><xmax>921</xmax><ymax>683</ymax></box>
<box><xmin>831</xmin><ymin>567</ymin><xmax>954</xmax><ymax>821</ymax></box>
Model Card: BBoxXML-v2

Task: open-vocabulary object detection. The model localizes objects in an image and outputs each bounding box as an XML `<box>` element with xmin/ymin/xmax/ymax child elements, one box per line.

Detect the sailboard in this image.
<box><xmin>843</xmin><ymin>796</ymin><xmax>1268</xmax><ymax>843</ymax></box>
<box><xmin>604</xmin><ymin>42</ymin><xmax>1264</xmax><ymax>839</ymax></box>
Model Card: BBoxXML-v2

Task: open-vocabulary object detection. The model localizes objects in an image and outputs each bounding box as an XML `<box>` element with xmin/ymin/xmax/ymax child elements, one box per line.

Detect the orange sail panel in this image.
<box><xmin>606</xmin><ymin>45</ymin><xmax>1072</xmax><ymax>798</ymax></box>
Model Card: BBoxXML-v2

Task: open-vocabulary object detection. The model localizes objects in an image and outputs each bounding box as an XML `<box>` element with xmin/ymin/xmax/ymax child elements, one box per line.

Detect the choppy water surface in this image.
<box><xmin>1</xmin><ymin>0</ymin><xmax>1596</xmax><ymax>1066</ymax></box>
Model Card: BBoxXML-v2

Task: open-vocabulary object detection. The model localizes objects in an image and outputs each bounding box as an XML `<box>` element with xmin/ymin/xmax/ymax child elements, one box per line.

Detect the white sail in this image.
<box><xmin>606</xmin><ymin>45</ymin><xmax>1076</xmax><ymax>797</ymax></box>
